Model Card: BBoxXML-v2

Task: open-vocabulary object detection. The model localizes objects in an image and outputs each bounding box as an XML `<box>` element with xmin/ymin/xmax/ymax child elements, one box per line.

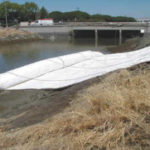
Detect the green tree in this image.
<box><xmin>0</xmin><ymin>1</ymin><xmax>136</xmax><ymax>25</ymax></box>
<box><xmin>40</xmin><ymin>7</ymin><xmax>48</xmax><ymax>19</ymax></box>
<box><xmin>63</xmin><ymin>11</ymin><xmax>90</xmax><ymax>21</ymax></box>
<box><xmin>112</xmin><ymin>16</ymin><xmax>136</xmax><ymax>22</ymax></box>
<box><xmin>49</xmin><ymin>11</ymin><xmax>64</xmax><ymax>21</ymax></box>
<box><xmin>90</xmin><ymin>14</ymin><xmax>105</xmax><ymax>22</ymax></box>
<box><xmin>0</xmin><ymin>1</ymin><xmax>22</xmax><ymax>25</ymax></box>
<box><xmin>49</xmin><ymin>10</ymin><xmax>90</xmax><ymax>22</ymax></box>
<box><xmin>21</xmin><ymin>2</ymin><xmax>39</xmax><ymax>21</ymax></box>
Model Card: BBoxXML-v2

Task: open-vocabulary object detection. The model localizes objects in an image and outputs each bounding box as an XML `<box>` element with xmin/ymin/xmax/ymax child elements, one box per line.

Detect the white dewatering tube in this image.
<box><xmin>0</xmin><ymin>47</ymin><xmax>150</xmax><ymax>90</ymax></box>
<box><xmin>0</xmin><ymin>51</ymin><xmax>103</xmax><ymax>89</ymax></box>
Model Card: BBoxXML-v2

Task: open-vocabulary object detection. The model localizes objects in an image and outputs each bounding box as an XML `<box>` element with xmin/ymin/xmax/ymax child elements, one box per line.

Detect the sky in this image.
<box><xmin>0</xmin><ymin>0</ymin><xmax>150</xmax><ymax>18</ymax></box>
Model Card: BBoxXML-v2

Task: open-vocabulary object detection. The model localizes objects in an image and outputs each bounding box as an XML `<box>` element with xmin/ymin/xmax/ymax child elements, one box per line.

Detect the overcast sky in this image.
<box><xmin>0</xmin><ymin>0</ymin><xmax>150</xmax><ymax>18</ymax></box>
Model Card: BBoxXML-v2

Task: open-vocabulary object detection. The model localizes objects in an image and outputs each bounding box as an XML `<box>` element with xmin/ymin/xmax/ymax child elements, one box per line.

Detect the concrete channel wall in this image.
<box><xmin>20</xmin><ymin>22</ymin><xmax>150</xmax><ymax>43</ymax></box>
<box><xmin>20</xmin><ymin>26</ymin><xmax>72</xmax><ymax>39</ymax></box>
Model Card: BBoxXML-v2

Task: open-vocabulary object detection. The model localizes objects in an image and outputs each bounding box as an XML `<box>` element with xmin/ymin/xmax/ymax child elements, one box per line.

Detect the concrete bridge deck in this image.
<box><xmin>20</xmin><ymin>22</ymin><xmax>149</xmax><ymax>34</ymax></box>
<box><xmin>19</xmin><ymin>22</ymin><xmax>150</xmax><ymax>45</ymax></box>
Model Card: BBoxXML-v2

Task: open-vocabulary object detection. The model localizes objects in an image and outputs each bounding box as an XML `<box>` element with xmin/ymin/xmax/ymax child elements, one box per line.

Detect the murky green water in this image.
<box><xmin>0</xmin><ymin>38</ymin><xmax>120</xmax><ymax>73</ymax></box>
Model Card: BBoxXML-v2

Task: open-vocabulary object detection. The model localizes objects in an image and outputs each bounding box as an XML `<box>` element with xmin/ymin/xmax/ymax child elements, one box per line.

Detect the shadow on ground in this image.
<box><xmin>0</xmin><ymin>77</ymin><xmax>100</xmax><ymax>130</ymax></box>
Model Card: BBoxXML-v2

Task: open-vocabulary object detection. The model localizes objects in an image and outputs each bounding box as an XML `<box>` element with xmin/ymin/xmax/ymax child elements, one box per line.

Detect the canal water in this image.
<box><xmin>0</xmin><ymin>38</ymin><xmax>123</xmax><ymax>74</ymax></box>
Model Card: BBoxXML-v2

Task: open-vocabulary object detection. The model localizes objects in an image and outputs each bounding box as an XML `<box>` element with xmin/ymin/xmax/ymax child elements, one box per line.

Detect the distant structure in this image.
<box><xmin>137</xmin><ymin>18</ymin><xmax>150</xmax><ymax>23</ymax></box>
<box><xmin>20</xmin><ymin>22</ymin><xmax>29</xmax><ymax>26</ymax></box>
<box><xmin>20</xmin><ymin>18</ymin><xmax>54</xmax><ymax>26</ymax></box>
<box><xmin>31</xmin><ymin>18</ymin><xmax>54</xmax><ymax>26</ymax></box>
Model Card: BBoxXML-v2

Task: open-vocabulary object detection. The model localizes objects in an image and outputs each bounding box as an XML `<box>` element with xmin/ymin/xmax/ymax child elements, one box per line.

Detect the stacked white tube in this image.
<box><xmin>0</xmin><ymin>47</ymin><xmax>150</xmax><ymax>90</ymax></box>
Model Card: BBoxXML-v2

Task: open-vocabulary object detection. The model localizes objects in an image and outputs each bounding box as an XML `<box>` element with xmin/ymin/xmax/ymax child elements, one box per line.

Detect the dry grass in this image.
<box><xmin>0</xmin><ymin>28</ymin><xmax>32</xmax><ymax>38</ymax></box>
<box><xmin>0</xmin><ymin>65</ymin><xmax>150</xmax><ymax>150</ymax></box>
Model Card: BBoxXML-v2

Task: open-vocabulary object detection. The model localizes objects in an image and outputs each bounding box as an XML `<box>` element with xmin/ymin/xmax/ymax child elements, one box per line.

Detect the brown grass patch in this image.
<box><xmin>0</xmin><ymin>65</ymin><xmax>150</xmax><ymax>150</ymax></box>
<box><xmin>0</xmin><ymin>28</ymin><xmax>32</xmax><ymax>38</ymax></box>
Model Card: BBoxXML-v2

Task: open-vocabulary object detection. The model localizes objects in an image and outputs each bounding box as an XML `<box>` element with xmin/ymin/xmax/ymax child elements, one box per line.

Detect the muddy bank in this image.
<box><xmin>108</xmin><ymin>35</ymin><xmax>150</xmax><ymax>53</ymax></box>
<box><xmin>0</xmin><ymin>28</ymin><xmax>41</xmax><ymax>44</ymax></box>
<box><xmin>0</xmin><ymin>31</ymin><xmax>150</xmax><ymax>149</ymax></box>
<box><xmin>0</xmin><ymin>62</ymin><xmax>149</xmax><ymax>131</ymax></box>
<box><xmin>0</xmin><ymin>62</ymin><xmax>149</xmax><ymax>150</ymax></box>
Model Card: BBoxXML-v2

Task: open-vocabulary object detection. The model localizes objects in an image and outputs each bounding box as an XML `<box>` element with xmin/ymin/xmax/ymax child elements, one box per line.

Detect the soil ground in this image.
<box><xmin>0</xmin><ymin>35</ymin><xmax>150</xmax><ymax>150</ymax></box>
<box><xmin>0</xmin><ymin>63</ymin><xmax>149</xmax><ymax>128</ymax></box>
<box><xmin>0</xmin><ymin>62</ymin><xmax>149</xmax><ymax>150</ymax></box>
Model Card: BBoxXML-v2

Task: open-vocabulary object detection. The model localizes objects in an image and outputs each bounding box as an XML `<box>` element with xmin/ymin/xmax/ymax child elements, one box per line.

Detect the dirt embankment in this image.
<box><xmin>0</xmin><ymin>28</ymin><xmax>40</xmax><ymax>44</ymax></box>
<box><xmin>0</xmin><ymin>34</ymin><xmax>150</xmax><ymax>150</ymax></box>
<box><xmin>0</xmin><ymin>62</ymin><xmax>150</xmax><ymax>150</ymax></box>
<box><xmin>108</xmin><ymin>35</ymin><xmax>150</xmax><ymax>53</ymax></box>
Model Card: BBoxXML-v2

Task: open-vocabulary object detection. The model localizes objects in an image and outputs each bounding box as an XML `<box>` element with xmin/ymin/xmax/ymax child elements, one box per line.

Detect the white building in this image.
<box><xmin>137</xmin><ymin>18</ymin><xmax>150</xmax><ymax>23</ymax></box>
<box><xmin>30</xmin><ymin>18</ymin><xmax>54</xmax><ymax>26</ymax></box>
<box><xmin>20</xmin><ymin>22</ymin><xmax>30</xmax><ymax>26</ymax></box>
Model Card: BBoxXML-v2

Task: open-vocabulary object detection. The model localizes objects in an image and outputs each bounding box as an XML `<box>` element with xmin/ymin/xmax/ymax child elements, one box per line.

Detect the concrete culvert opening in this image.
<box><xmin>73</xmin><ymin>30</ymin><xmax>95</xmax><ymax>38</ymax></box>
<box><xmin>98</xmin><ymin>30</ymin><xmax>119</xmax><ymax>38</ymax></box>
<box><xmin>122</xmin><ymin>30</ymin><xmax>143</xmax><ymax>38</ymax></box>
<box><xmin>97</xmin><ymin>30</ymin><xmax>120</xmax><ymax>45</ymax></box>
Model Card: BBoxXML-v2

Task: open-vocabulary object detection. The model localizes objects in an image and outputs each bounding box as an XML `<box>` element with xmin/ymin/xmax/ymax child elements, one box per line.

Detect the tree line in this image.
<box><xmin>0</xmin><ymin>1</ymin><xmax>136</xmax><ymax>26</ymax></box>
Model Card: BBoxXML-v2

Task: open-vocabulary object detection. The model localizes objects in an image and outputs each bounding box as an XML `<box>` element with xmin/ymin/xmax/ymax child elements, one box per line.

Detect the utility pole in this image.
<box><xmin>4</xmin><ymin>0</ymin><xmax>8</xmax><ymax>27</ymax></box>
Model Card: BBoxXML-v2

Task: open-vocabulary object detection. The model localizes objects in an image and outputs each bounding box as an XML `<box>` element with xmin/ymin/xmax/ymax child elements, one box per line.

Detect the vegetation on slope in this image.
<box><xmin>0</xmin><ymin>28</ymin><xmax>39</xmax><ymax>42</ymax></box>
<box><xmin>0</xmin><ymin>63</ymin><xmax>149</xmax><ymax>150</ymax></box>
